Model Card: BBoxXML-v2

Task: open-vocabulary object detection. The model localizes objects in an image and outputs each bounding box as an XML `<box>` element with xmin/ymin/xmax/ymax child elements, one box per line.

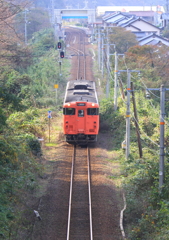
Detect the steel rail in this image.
<box><xmin>66</xmin><ymin>146</ymin><xmax>93</xmax><ymax>240</ymax></box>
<box><xmin>87</xmin><ymin>147</ymin><xmax>93</xmax><ymax>240</ymax></box>
<box><xmin>66</xmin><ymin>145</ymin><xmax>75</xmax><ymax>240</ymax></box>
<box><xmin>65</xmin><ymin>29</ymin><xmax>87</xmax><ymax>80</ymax></box>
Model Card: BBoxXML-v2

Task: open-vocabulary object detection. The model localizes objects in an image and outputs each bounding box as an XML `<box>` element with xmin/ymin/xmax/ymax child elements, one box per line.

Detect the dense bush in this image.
<box><xmin>0</xmin><ymin>26</ymin><xmax>70</xmax><ymax>238</ymax></box>
<box><xmin>99</xmin><ymin>98</ymin><xmax>126</xmax><ymax>148</ymax></box>
<box><xmin>0</xmin><ymin>133</ymin><xmax>42</xmax><ymax>238</ymax></box>
<box><xmin>114</xmin><ymin>86</ymin><xmax>169</xmax><ymax>239</ymax></box>
<box><xmin>100</xmin><ymin>73</ymin><xmax>169</xmax><ymax>239</ymax></box>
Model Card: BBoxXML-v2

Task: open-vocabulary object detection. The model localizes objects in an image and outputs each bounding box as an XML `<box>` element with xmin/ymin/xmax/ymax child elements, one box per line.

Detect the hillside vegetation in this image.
<box><xmin>27</xmin><ymin>0</ymin><xmax>165</xmax><ymax>9</ymax></box>
<box><xmin>98</xmin><ymin>33</ymin><xmax>169</xmax><ymax>239</ymax></box>
<box><xmin>0</xmin><ymin>2</ymin><xmax>69</xmax><ymax>237</ymax></box>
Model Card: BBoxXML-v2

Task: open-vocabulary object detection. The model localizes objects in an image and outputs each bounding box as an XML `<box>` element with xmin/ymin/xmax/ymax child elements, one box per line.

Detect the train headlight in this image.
<box><xmin>92</xmin><ymin>104</ymin><xmax>95</xmax><ymax>106</ymax></box>
<box><xmin>67</xmin><ymin>103</ymin><xmax>70</xmax><ymax>106</ymax></box>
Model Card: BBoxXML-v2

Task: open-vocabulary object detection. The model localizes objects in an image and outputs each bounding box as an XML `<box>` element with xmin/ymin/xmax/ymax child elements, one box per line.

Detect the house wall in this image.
<box><xmin>125</xmin><ymin>26</ymin><xmax>140</xmax><ymax>31</ymax></box>
<box><xmin>132</xmin><ymin>21</ymin><xmax>160</xmax><ymax>34</ymax></box>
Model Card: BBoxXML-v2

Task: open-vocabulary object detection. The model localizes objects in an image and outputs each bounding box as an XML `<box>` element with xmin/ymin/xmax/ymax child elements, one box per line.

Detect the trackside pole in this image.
<box><xmin>126</xmin><ymin>70</ymin><xmax>131</xmax><ymax>159</ymax></box>
<box><xmin>159</xmin><ymin>85</ymin><xmax>165</xmax><ymax>188</ymax></box>
<box><xmin>147</xmin><ymin>85</ymin><xmax>169</xmax><ymax>189</ymax></box>
<box><xmin>54</xmin><ymin>84</ymin><xmax>59</xmax><ymax>104</ymax></box>
<box><xmin>48</xmin><ymin>111</ymin><xmax>52</xmax><ymax>142</ymax></box>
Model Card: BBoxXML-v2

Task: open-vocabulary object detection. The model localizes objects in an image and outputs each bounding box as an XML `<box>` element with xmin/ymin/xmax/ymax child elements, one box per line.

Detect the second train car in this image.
<box><xmin>63</xmin><ymin>80</ymin><xmax>99</xmax><ymax>144</ymax></box>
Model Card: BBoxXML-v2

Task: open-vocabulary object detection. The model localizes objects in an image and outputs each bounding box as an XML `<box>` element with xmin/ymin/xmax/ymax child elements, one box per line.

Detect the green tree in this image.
<box><xmin>162</xmin><ymin>23</ymin><xmax>169</xmax><ymax>38</ymax></box>
<box><xmin>0</xmin><ymin>67</ymin><xmax>33</xmax><ymax>111</ymax></box>
<box><xmin>125</xmin><ymin>45</ymin><xmax>169</xmax><ymax>87</ymax></box>
<box><xmin>109</xmin><ymin>27</ymin><xmax>138</xmax><ymax>53</ymax></box>
<box><xmin>16</xmin><ymin>8</ymin><xmax>51</xmax><ymax>42</ymax></box>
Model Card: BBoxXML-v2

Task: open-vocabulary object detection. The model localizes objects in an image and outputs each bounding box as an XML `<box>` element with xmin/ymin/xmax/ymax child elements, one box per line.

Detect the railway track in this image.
<box><xmin>63</xmin><ymin>28</ymin><xmax>94</xmax><ymax>239</ymax></box>
<box><xmin>67</xmin><ymin>145</ymin><xmax>93</xmax><ymax>240</ymax></box>
<box><xmin>31</xmin><ymin>27</ymin><xmax>122</xmax><ymax>240</ymax></box>
<box><xmin>65</xmin><ymin>28</ymin><xmax>88</xmax><ymax>80</ymax></box>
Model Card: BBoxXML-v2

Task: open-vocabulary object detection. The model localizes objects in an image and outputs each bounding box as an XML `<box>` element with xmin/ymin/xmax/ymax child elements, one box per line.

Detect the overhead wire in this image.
<box><xmin>131</xmin><ymin>75</ymin><xmax>169</xmax><ymax>127</ymax></box>
<box><xmin>102</xmin><ymin>37</ymin><xmax>169</xmax><ymax>131</ymax></box>
<box><xmin>99</xmin><ymin>30</ymin><xmax>168</xmax><ymax>158</ymax></box>
<box><xmin>116</xmin><ymin>54</ymin><xmax>165</xmax><ymax>151</ymax></box>
<box><xmin>118</xmin><ymin>84</ymin><xmax>160</xmax><ymax>151</ymax></box>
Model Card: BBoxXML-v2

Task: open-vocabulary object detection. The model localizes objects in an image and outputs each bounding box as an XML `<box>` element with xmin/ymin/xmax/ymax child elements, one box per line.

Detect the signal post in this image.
<box><xmin>57</xmin><ymin>41</ymin><xmax>65</xmax><ymax>75</ymax></box>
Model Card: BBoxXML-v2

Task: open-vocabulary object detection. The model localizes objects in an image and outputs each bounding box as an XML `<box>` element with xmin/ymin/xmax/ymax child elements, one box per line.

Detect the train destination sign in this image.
<box><xmin>77</xmin><ymin>103</ymin><xmax>86</xmax><ymax>106</ymax></box>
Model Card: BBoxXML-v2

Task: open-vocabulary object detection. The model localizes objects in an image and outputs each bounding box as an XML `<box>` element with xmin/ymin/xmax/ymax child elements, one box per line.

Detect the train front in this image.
<box><xmin>63</xmin><ymin>101</ymin><xmax>99</xmax><ymax>144</ymax></box>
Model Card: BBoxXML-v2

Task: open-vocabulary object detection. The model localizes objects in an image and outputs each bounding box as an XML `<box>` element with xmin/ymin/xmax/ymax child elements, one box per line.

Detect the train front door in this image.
<box><xmin>77</xmin><ymin>109</ymin><xmax>85</xmax><ymax>133</ymax></box>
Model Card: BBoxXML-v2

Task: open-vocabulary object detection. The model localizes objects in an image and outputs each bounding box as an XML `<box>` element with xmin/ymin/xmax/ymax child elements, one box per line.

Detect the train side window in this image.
<box><xmin>87</xmin><ymin>108</ymin><xmax>99</xmax><ymax>115</ymax></box>
<box><xmin>78</xmin><ymin>110</ymin><xmax>84</xmax><ymax>117</ymax></box>
<box><xmin>63</xmin><ymin>108</ymin><xmax>75</xmax><ymax>115</ymax></box>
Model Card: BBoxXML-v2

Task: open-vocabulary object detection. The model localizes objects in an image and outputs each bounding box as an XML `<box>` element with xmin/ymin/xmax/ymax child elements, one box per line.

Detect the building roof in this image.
<box><xmin>102</xmin><ymin>13</ymin><xmax>160</xmax><ymax>31</ymax></box>
<box><xmin>119</xmin><ymin>17</ymin><xmax>161</xmax><ymax>30</ymax></box>
<box><xmin>102</xmin><ymin>12</ymin><xmax>128</xmax><ymax>21</ymax></box>
<box><xmin>117</xmin><ymin>16</ymin><xmax>136</xmax><ymax>27</ymax></box>
<box><xmin>100</xmin><ymin>9</ymin><xmax>169</xmax><ymax>46</ymax></box>
<box><xmin>138</xmin><ymin>33</ymin><xmax>169</xmax><ymax>46</ymax></box>
<box><xmin>161</xmin><ymin>13</ymin><xmax>169</xmax><ymax>20</ymax></box>
<box><xmin>113</xmin><ymin>16</ymin><xmax>131</xmax><ymax>24</ymax></box>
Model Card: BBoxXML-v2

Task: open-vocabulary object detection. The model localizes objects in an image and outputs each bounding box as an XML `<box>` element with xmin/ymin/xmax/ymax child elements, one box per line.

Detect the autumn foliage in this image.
<box><xmin>0</xmin><ymin>0</ymin><xmax>31</xmax><ymax>66</ymax></box>
<box><xmin>125</xmin><ymin>44</ymin><xmax>169</xmax><ymax>87</ymax></box>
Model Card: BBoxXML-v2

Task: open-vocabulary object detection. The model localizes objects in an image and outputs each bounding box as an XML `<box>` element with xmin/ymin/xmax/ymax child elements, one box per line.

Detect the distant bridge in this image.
<box><xmin>54</xmin><ymin>9</ymin><xmax>96</xmax><ymax>24</ymax></box>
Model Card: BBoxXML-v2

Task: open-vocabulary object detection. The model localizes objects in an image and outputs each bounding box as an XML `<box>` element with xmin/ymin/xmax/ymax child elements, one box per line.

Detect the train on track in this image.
<box><xmin>63</xmin><ymin>80</ymin><xmax>99</xmax><ymax>144</ymax></box>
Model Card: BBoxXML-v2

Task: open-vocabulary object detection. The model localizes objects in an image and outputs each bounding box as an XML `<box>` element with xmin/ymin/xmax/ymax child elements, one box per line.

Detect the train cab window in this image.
<box><xmin>78</xmin><ymin>110</ymin><xmax>84</xmax><ymax>117</ymax></box>
<box><xmin>63</xmin><ymin>108</ymin><xmax>75</xmax><ymax>115</ymax></box>
<box><xmin>87</xmin><ymin>108</ymin><xmax>99</xmax><ymax>115</ymax></box>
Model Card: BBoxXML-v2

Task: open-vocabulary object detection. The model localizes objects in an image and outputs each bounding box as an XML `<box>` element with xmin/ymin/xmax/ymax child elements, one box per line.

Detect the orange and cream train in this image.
<box><xmin>63</xmin><ymin>80</ymin><xmax>99</xmax><ymax>144</ymax></box>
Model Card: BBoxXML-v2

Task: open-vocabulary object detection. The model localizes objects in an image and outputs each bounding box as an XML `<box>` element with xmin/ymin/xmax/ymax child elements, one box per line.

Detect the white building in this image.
<box><xmin>96</xmin><ymin>6</ymin><xmax>165</xmax><ymax>16</ymax></box>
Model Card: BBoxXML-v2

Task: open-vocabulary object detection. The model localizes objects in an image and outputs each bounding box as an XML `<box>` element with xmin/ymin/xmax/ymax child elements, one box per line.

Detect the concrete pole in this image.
<box><xmin>106</xmin><ymin>28</ymin><xmax>110</xmax><ymax>98</ymax></box>
<box><xmin>24</xmin><ymin>9</ymin><xmax>28</xmax><ymax>45</ymax></box>
<box><xmin>114</xmin><ymin>51</ymin><xmax>118</xmax><ymax>110</ymax></box>
<box><xmin>159</xmin><ymin>84</ymin><xmax>165</xmax><ymax>188</ymax></box>
<box><xmin>101</xmin><ymin>35</ymin><xmax>104</xmax><ymax>76</ymax></box>
<box><xmin>98</xmin><ymin>27</ymin><xmax>101</xmax><ymax>70</ymax></box>
<box><xmin>126</xmin><ymin>70</ymin><xmax>131</xmax><ymax>159</ymax></box>
<box><xmin>51</xmin><ymin>0</ymin><xmax>55</xmax><ymax>25</ymax></box>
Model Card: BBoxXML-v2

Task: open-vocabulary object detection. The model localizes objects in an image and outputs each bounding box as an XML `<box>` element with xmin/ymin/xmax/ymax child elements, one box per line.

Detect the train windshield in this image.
<box><xmin>78</xmin><ymin>110</ymin><xmax>84</xmax><ymax>117</ymax></box>
<box><xmin>87</xmin><ymin>108</ymin><xmax>99</xmax><ymax>115</ymax></box>
<box><xmin>63</xmin><ymin>108</ymin><xmax>75</xmax><ymax>115</ymax></box>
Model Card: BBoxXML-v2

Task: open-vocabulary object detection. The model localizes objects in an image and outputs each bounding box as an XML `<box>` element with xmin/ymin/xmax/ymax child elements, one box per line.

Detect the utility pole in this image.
<box><xmin>126</xmin><ymin>69</ymin><xmax>131</xmax><ymax>159</ymax></box>
<box><xmin>98</xmin><ymin>27</ymin><xmax>101</xmax><ymax>71</ymax></box>
<box><xmin>166</xmin><ymin>0</ymin><xmax>169</xmax><ymax>12</ymax></box>
<box><xmin>160</xmin><ymin>85</ymin><xmax>165</xmax><ymax>188</ymax></box>
<box><xmin>101</xmin><ymin>34</ymin><xmax>104</xmax><ymax>76</ymax></box>
<box><xmin>106</xmin><ymin>33</ymin><xmax>110</xmax><ymax>98</ymax></box>
<box><xmin>126</xmin><ymin>70</ymin><xmax>140</xmax><ymax>159</ymax></box>
<box><xmin>113</xmin><ymin>52</ymin><xmax>124</xmax><ymax>110</ymax></box>
<box><xmin>147</xmin><ymin>85</ymin><xmax>169</xmax><ymax>189</ymax></box>
<box><xmin>118</xmin><ymin>69</ymin><xmax>139</xmax><ymax>159</ymax></box>
<box><xmin>131</xmin><ymin>82</ymin><xmax>142</xmax><ymax>158</ymax></box>
<box><xmin>83</xmin><ymin>0</ymin><xmax>88</xmax><ymax>9</ymax></box>
<box><xmin>24</xmin><ymin>9</ymin><xmax>29</xmax><ymax>45</ymax></box>
<box><xmin>114</xmin><ymin>51</ymin><xmax>118</xmax><ymax>110</ymax></box>
<box><xmin>119</xmin><ymin>76</ymin><xmax>125</xmax><ymax>100</ymax></box>
<box><xmin>100</xmin><ymin>31</ymin><xmax>105</xmax><ymax>72</ymax></box>
<box><xmin>51</xmin><ymin>0</ymin><xmax>55</xmax><ymax>25</ymax></box>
